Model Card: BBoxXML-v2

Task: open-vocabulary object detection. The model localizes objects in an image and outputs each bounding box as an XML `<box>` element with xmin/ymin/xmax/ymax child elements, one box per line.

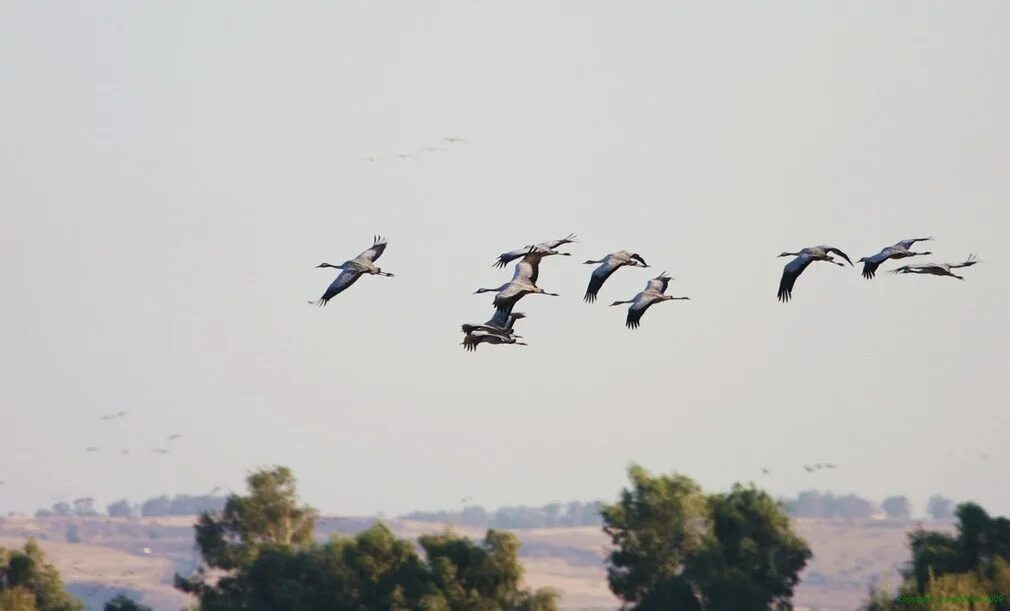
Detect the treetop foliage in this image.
<box><xmin>602</xmin><ymin>464</ymin><xmax>811</xmax><ymax>611</ymax></box>
<box><xmin>176</xmin><ymin>465</ymin><xmax>557</xmax><ymax>610</ymax></box>
<box><xmin>863</xmin><ymin>502</ymin><xmax>1010</xmax><ymax>610</ymax></box>
<box><xmin>0</xmin><ymin>539</ymin><xmax>83</xmax><ymax>611</ymax></box>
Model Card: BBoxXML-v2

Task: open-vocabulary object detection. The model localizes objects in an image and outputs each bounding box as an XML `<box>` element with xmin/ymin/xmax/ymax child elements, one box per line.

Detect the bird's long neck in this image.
<box><xmin>583</xmin><ymin>259</ymin><xmax>603</xmax><ymax>265</ymax></box>
<box><xmin>320</xmin><ymin>263</ymin><xmax>344</xmax><ymax>269</ymax></box>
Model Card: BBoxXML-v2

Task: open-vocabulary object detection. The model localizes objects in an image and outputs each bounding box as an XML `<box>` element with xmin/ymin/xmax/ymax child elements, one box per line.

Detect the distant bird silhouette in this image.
<box><xmin>121</xmin><ymin>449</ymin><xmax>130</xmax><ymax>455</ymax></box>
<box><xmin>361</xmin><ymin>156</ymin><xmax>381</xmax><ymax>163</ymax></box>
<box><xmin>804</xmin><ymin>465</ymin><xmax>814</xmax><ymax>473</ymax></box>
<box><xmin>443</xmin><ymin>137</ymin><xmax>467</xmax><ymax>144</ymax></box>
<box><xmin>583</xmin><ymin>251</ymin><xmax>649</xmax><ymax>303</ymax></box>
<box><xmin>857</xmin><ymin>237</ymin><xmax>933</xmax><ymax>279</ymax></box>
<box><xmin>891</xmin><ymin>254</ymin><xmax>980</xmax><ymax>280</ymax></box>
<box><xmin>210</xmin><ymin>486</ymin><xmax>223</xmax><ymax>494</ymax></box>
<box><xmin>824</xmin><ymin>463</ymin><xmax>836</xmax><ymax>469</ymax></box>
<box><xmin>152</xmin><ymin>448</ymin><xmax>170</xmax><ymax>455</ymax></box>
<box><xmin>396</xmin><ymin>153</ymin><xmax>418</xmax><ymax>160</ymax></box>
<box><xmin>310</xmin><ymin>236</ymin><xmax>394</xmax><ymax>306</ymax></box>
<box><xmin>777</xmin><ymin>251</ymin><xmax>846</xmax><ymax>302</ymax></box>
<box><xmin>760</xmin><ymin>468</ymin><xmax>770</xmax><ymax>475</ymax></box>
<box><xmin>493</xmin><ymin>234</ymin><xmax>577</xmax><ymax>269</ymax></box>
<box><xmin>167</xmin><ymin>434</ymin><xmax>182</xmax><ymax>441</ymax></box>
<box><xmin>609</xmin><ymin>272</ymin><xmax>689</xmax><ymax>329</ymax></box>
<box><xmin>85</xmin><ymin>447</ymin><xmax>99</xmax><ymax>452</ymax></box>
<box><xmin>420</xmin><ymin>146</ymin><xmax>446</xmax><ymax>153</ymax></box>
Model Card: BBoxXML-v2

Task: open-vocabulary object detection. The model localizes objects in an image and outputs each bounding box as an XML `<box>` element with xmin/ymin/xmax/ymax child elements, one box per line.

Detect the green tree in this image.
<box><xmin>104</xmin><ymin>594</ymin><xmax>152</xmax><ymax>611</ymax></box>
<box><xmin>0</xmin><ymin>539</ymin><xmax>83</xmax><ymax>611</ymax></box>
<box><xmin>175</xmin><ymin>465</ymin><xmax>317</xmax><ymax>606</ymax></box>
<box><xmin>862</xmin><ymin>502</ymin><xmax>1010</xmax><ymax>610</ymax></box>
<box><xmin>420</xmin><ymin>529</ymin><xmax>557</xmax><ymax>609</ymax></box>
<box><xmin>692</xmin><ymin>484</ymin><xmax>811</xmax><ymax>610</ymax></box>
<box><xmin>602</xmin><ymin>465</ymin><xmax>811</xmax><ymax>611</ymax></box>
<box><xmin>177</xmin><ymin>465</ymin><xmax>557</xmax><ymax>610</ymax></box>
<box><xmin>601</xmin><ymin>465</ymin><xmax>708</xmax><ymax>610</ymax></box>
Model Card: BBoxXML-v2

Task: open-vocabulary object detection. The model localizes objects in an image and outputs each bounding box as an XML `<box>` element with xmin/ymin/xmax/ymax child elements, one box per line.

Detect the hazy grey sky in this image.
<box><xmin>2</xmin><ymin>2</ymin><xmax>1008</xmax><ymax>518</ymax></box>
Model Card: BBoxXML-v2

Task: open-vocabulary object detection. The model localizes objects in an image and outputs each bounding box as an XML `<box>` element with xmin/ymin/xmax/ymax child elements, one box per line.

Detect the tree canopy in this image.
<box><xmin>0</xmin><ymin>539</ymin><xmax>83</xmax><ymax>611</ymax></box>
<box><xmin>863</xmin><ymin>502</ymin><xmax>1010</xmax><ymax>610</ymax></box>
<box><xmin>176</xmin><ymin>465</ymin><xmax>557</xmax><ymax>611</ymax></box>
<box><xmin>104</xmin><ymin>593</ymin><xmax>152</xmax><ymax>611</ymax></box>
<box><xmin>602</xmin><ymin>465</ymin><xmax>811</xmax><ymax>611</ymax></box>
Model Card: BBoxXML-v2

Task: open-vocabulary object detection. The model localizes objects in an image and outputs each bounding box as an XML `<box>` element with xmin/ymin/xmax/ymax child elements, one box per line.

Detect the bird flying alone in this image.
<box><xmin>890</xmin><ymin>254</ymin><xmax>980</xmax><ymax>280</ymax></box>
<box><xmin>311</xmin><ymin>236</ymin><xmax>394</xmax><ymax>306</ymax></box>
<box><xmin>583</xmin><ymin>251</ymin><xmax>649</xmax><ymax>303</ymax></box>
<box><xmin>610</xmin><ymin>272</ymin><xmax>689</xmax><ymax>329</ymax></box>
<box><xmin>857</xmin><ymin>237</ymin><xmax>933</xmax><ymax>279</ymax></box>
<box><xmin>776</xmin><ymin>248</ymin><xmax>848</xmax><ymax>302</ymax></box>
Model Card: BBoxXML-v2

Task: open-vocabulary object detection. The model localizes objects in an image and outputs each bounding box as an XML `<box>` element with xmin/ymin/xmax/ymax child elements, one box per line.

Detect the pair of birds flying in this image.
<box><xmin>777</xmin><ymin>237</ymin><xmax>979</xmax><ymax>302</ymax></box>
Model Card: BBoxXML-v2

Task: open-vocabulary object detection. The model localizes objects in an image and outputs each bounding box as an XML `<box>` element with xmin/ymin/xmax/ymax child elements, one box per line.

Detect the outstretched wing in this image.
<box><xmin>540</xmin><ymin>233</ymin><xmax>577</xmax><ymax>250</ymax></box>
<box><xmin>777</xmin><ymin>255</ymin><xmax>814</xmax><ymax>302</ymax></box>
<box><xmin>949</xmin><ymin>254</ymin><xmax>980</xmax><ymax>269</ymax></box>
<box><xmin>512</xmin><ymin>257</ymin><xmax>539</xmax><ymax>284</ymax></box>
<box><xmin>585</xmin><ymin>261</ymin><xmax>620</xmax><ymax>303</ymax></box>
<box><xmin>894</xmin><ymin>236</ymin><xmax>933</xmax><ymax>250</ymax></box>
<box><xmin>625</xmin><ymin>294</ymin><xmax>653</xmax><ymax>329</ymax></box>
<box><xmin>462</xmin><ymin>331</ymin><xmax>482</xmax><ymax>352</ymax></box>
<box><xmin>493</xmin><ymin>244</ymin><xmax>540</xmax><ymax>268</ymax></box>
<box><xmin>823</xmin><ymin>247</ymin><xmax>853</xmax><ymax>266</ymax></box>
<box><xmin>859</xmin><ymin>249</ymin><xmax>894</xmax><ymax>279</ymax></box>
<box><xmin>357</xmin><ymin>235</ymin><xmax>388</xmax><ymax>263</ymax></box>
<box><xmin>312</xmin><ymin>269</ymin><xmax>361</xmax><ymax>306</ymax></box>
<box><xmin>889</xmin><ymin>264</ymin><xmax>919</xmax><ymax>275</ymax></box>
<box><xmin>646</xmin><ymin>273</ymin><xmax>672</xmax><ymax>294</ymax></box>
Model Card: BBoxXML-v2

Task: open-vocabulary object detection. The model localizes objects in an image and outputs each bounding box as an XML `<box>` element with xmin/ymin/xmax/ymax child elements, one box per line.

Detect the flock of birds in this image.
<box><xmin>360</xmin><ymin>137</ymin><xmax>467</xmax><ymax>163</ymax></box>
<box><xmin>309</xmin><ymin>234</ymin><xmax>980</xmax><ymax>351</ymax></box>
<box><xmin>776</xmin><ymin>237</ymin><xmax>979</xmax><ymax>302</ymax></box>
<box><xmin>81</xmin><ymin>413</ymin><xmax>184</xmax><ymax>455</ymax></box>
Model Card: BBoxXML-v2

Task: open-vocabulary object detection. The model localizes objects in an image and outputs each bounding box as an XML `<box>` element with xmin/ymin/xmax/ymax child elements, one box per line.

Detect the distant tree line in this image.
<box><xmin>401</xmin><ymin>500</ymin><xmax>605</xmax><ymax>529</ymax></box>
<box><xmin>784</xmin><ymin>491</ymin><xmax>956</xmax><ymax>521</ymax></box>
<box><xmin>34</xmin><ymin>494</ymin><xmax>227</xmax><ymax>519</ymax></box>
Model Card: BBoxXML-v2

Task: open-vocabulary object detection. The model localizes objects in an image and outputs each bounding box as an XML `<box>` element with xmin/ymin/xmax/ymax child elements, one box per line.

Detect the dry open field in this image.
<box><xmin>0</xmin><ymin>515</ymin><xmax>953</xmax><ymax>611</ymax></box>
